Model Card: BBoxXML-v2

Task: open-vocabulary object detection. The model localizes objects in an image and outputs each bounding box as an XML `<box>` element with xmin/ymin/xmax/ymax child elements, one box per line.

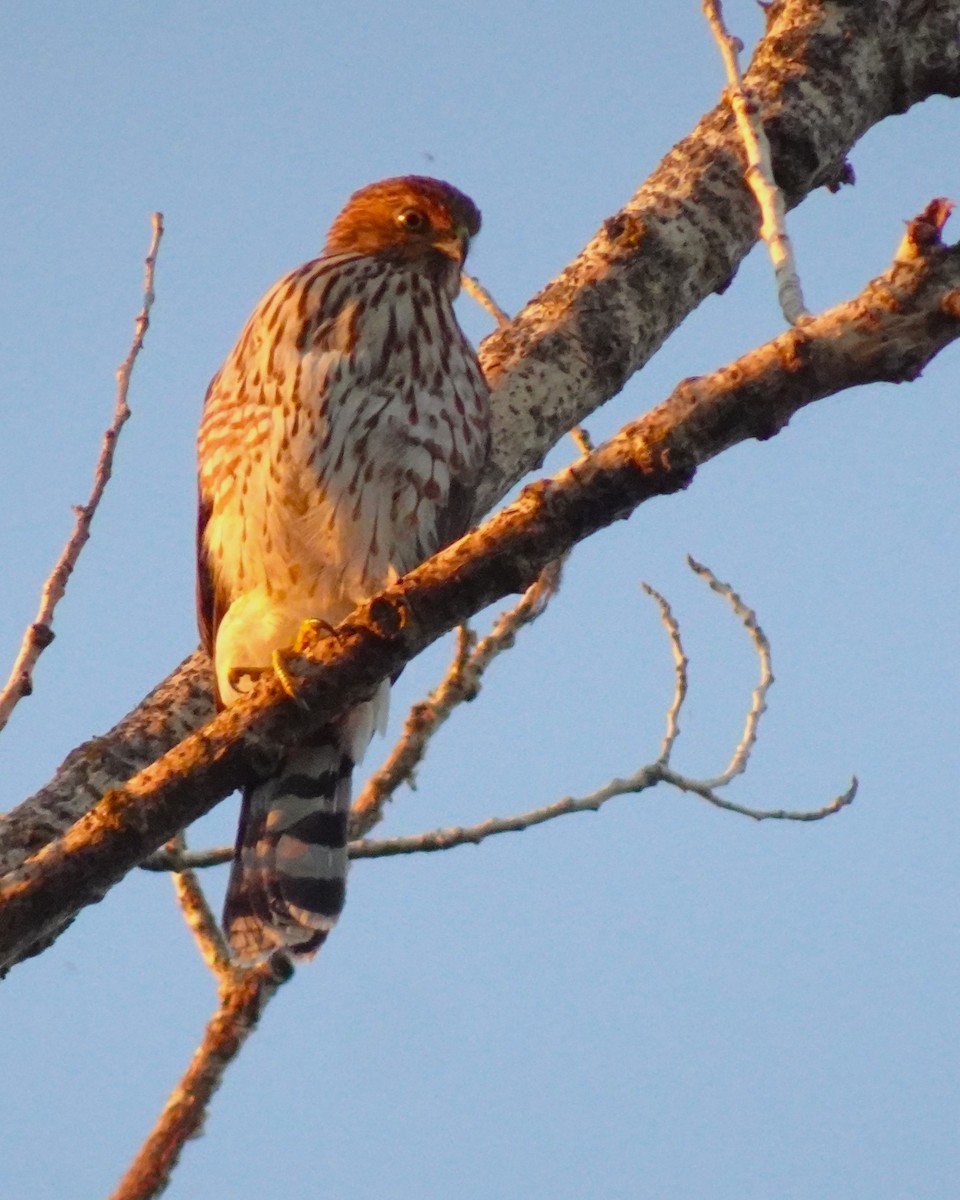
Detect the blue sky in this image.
<box><xmin>2</xmin><ymin>3</ymin><xmax>959</xmax><ymax>1198</ymax></box>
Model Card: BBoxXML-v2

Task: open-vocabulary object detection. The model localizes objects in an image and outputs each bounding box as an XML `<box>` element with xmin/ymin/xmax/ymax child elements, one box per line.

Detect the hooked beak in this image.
<box><xmin>431</xmin><ymin>223</ymin><xmax>470</xmax><ymax>265</ymax></box>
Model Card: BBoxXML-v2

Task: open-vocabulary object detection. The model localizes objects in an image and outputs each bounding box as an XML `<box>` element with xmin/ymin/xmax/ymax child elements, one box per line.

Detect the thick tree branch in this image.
<box><xmin>0</xmin><ymin>205</ymin><xmax>957</xmax><ymax>970</ymax></box>
<box><xmin>2</xmin><ymin>0</ymin><xmax>958</xmax><ymax>877</ymax></box>
<box><xmin>475</xmin><ymin>0</ymin><xmax>960</xmax><ymax>505</ymax></box>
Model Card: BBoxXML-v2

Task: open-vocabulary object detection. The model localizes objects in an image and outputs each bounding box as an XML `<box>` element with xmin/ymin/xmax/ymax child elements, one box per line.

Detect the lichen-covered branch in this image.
<box><xmin>474</xmin><ymin>0</ymin><xmax>960</xmax><ymax>508</ymax></box>
<box><xmin>1</xmin><ymin>203</ymin><xmax>956</xmax><ymax>971</ymax></box>
<box><xmin>3</xmin><ymin>1</ymin><xmax>957</xmax><ymax>877</ymax></box>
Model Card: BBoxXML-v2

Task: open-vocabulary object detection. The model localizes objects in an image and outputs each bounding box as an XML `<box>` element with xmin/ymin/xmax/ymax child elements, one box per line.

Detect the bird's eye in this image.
<box><xmin>397</xmin><ymin>208</ymin><xmax>428</xmax><ymax>233</ymax></box>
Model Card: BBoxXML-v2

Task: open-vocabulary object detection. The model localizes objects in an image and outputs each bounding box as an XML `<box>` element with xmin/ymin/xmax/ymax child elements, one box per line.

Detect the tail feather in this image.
<box><xmin>223</xmin><ymin>726</ymin><xmax>353</xmax><ymax>964</ymax></box>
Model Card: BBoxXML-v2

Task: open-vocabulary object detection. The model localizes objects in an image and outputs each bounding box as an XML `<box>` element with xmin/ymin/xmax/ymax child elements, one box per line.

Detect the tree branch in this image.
<box><xmin>351</xmin><ymin>557</ymin><xmax>566</xmax><ymax>833</ymax></box>
<box><xmin>0</xmin><ymin>214</ymin><xmax>163</xmax><ymax>733</ymax></box>
<box><xmin>685</xmin><ymin>557</ymin><xmax>774</xmax><ymax>788</ymax></box>
<box><xmin>107</xmin><ymin>956</ymin><xmax>290</xmax><ymax>1200</ymax></box>
<box><xmin>702</xmin><ymin>0</ymin><xmax>809</xmax><ymax>321</ymax></box>
<box><xmin>3</xmin><ymin>0</ymin><xmax>958</xmax><ymax>876</ymax></box>
<box><xmin>0</xmin><ymin>202</ymin><xmax>957</xmax><ymax>970</ymax></box>
<box><xmin>348</xmin><ymin>555</ymin><xmax>853</xmax><ymax>860</ymax></box>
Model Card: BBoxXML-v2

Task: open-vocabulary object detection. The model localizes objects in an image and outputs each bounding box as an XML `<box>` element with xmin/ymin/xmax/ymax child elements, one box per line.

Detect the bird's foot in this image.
<box><xmin>272</xmin><ymin>619</ymin><xmax>339</xmax><ymax>705</ymax></box>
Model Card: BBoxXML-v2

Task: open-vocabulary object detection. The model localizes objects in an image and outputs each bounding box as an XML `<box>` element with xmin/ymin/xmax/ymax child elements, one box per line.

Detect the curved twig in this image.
<box><xmin>0</xmin><ymin>214</ymin><xmax>164</xmax><ymax>734</ymax></box>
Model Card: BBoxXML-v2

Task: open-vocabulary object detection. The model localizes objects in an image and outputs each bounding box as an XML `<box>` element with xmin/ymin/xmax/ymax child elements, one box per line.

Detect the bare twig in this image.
<box><xmin>350</xmin><ymin>769</ymin><xmax>662</xmax><ymax>857</ymax></box>
<box><xmin>461</xmin><ymin>272</ymin><xmax>511</xmax><ymax>327</ymax></box>
<box><xmin>570</xmin><ymin>427</ymin><xmax>594</xmax><ymax>457</ymax></box>
<box><xmin>351</xmin><ymin>557</ymin><xmax>566</xmax><ymax>833</ymax></box>
<box><xmin>686</xmin><ymin>557</ymin><xmax>774</xmax><ymax>787</ymax></box>
<box><xmin>166</xmin><ymin>832</ymin><xmax>231</xmax><ymax>977</ymax></box>
<box><xmin>641</xmin><ymin>583</ymin><xmax>688</xmax><ymax>765</ymax></box>
<box><xmin>153</xmin><ymin>748</ymin><xmax>856</xmax><ymax>871</ymax></box>
<box><xmin>349</xmin><ymin>768</ymin><xmax>856</xmax><ymax>861</ymax></box>
<box><xmin>350</xmin><ymin>558</ymin><xmax>852</xmax><ymax>858</ymax></box>
<box><xmin>142</xmin><ymin>844</ymin><xmax>231</xmax><ymax>872</ymax></box>
<box><xmin>0</xmin><ymin>213</ymin><xmax>164</xmax><ymax>734</ymax></box>
<box><xmin>109</xmin><ymin>956</ymin><xmax>291</xmax><ymax>1200</ymax></box>
<box><xmin>113</xmin><ymin>830</ymin><xmax>287</xmax><ymax>1200</ymax></box>
<box><xmin>702</xmin><ymin>1</ymin><xmax>808</xmax><ymax>322</ymax></box>
<box><xmin>657</xmin><ymin>767</ymin><xmax>858</xmax><ymax>823</ymax></box>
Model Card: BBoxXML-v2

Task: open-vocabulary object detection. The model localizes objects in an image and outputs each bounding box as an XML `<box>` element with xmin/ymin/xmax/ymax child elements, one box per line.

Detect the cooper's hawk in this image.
<box><xmin>197</xmin><ymin>177</ymin><xmax>491</xmax><ymax>963</ymax></box>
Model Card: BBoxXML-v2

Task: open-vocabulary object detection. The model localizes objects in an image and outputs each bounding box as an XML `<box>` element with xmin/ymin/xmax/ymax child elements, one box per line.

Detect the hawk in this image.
<box><xmin>197</xmin><ymin>176</ymin><xmax>491</xmax><ymax>963</ymax></box>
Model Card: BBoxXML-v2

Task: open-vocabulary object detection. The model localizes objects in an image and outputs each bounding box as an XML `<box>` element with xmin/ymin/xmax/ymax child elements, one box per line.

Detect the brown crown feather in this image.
<box><xmin>324</xmin><ymin>175</ymin><xmax>481</xmax><ymax>260</ymax></box>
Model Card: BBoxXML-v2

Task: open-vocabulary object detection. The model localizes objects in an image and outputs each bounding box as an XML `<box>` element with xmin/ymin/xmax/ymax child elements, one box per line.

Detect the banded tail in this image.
<box><xmin>223</xmin><ymin>725</ymin><xmax>353</xmax><ymax>964</ymax></box>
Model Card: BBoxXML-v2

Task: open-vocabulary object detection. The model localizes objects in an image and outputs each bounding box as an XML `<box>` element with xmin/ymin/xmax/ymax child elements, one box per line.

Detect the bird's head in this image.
<box><xmin>324</xmin><ymin>176</ymin><xmax>481</xmax><ymax>281</ymax></box>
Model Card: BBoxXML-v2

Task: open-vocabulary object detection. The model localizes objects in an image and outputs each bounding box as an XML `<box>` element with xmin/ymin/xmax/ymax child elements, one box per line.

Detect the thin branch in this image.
<box><xmin>658</xmin><ymin>766</ymin><xmax>858</xmax><ymax>823</ymax></box>
<box><xmin>641</xmin><ymin>583</ymin><xmax>688</xmax><ymax>765</ymax></box>
<box><xmin>351</xmin><ymin>557</ymin><xmax>566</xmax><ymax>832</ymax></box>
<box><xmin>686</xmin><ymin>557</ymin><xmax>774</xmax><ymax>787</ymax></box>
<box><xmin>350</xmin><ymin>560</ymin><xmax>853</xmax><ymax>859</ymax></box>
<box><xmin>108</xmin><ymin>956</ymin><xmax>291</xmax><ymax>1200</ymax></box>
<box><xmin>349</xmin><ymin>768</ymin><xmax>857</xmax><ymax>861</ymax></box>
<box><xmin>150</xmin><ymin>559</ymin><xmax>855</xmax><ymax>870</ymax></box>
<box><xmin>166</xmin><ymin>832</ymin><xmax>231</xmax><ymax>977</ymax></box>
<box><xmin>461</xmin><ymin>272</ymin><xmax>511</xmax><ymax>327</ymax></box>
<box><xmin>142</xmin><ymin>844</ymin><xmax>231</xmax><ymax>871</ymax></box>
<box><xmin>349</xmin><ymin>767</ymin><xmax>662</xmax><ymax>858</ymax></box>
<box><xmin>702</xmin><ymin>0</ymin><xmax>809</xmax><ymax>322</ymax></box>
<box><xmin>0</xmin><ymin>214</ymin><xmax>164</xmax><ymax>734</ymax></box>
<box><xmin>114</xmin><ymin>831</ymin><xmax>285</xmax><ymax>1200</ymax></box>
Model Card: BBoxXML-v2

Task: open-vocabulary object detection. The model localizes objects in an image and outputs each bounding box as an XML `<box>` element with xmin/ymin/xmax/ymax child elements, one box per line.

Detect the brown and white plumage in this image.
<box><xmin>197</xmin><ymin>177</ymin><xmax>490</xmax><ymax>962</ymax></box>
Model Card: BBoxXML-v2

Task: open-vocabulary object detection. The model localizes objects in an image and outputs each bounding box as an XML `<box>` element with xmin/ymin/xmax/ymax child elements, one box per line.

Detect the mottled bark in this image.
<box><xmin>1</xmin><ymin>200</ymin><xmax>958</xmax><ymax>970</ymax></box>
<box><xmin>7</xmin><ymin>0</ymin><xmax>956</xmax><ymax>884</ymax></box>
<box><xmin>2</xmin><ymin>2</ymin><xmax>960</xmax><ymax>966</ymax></box>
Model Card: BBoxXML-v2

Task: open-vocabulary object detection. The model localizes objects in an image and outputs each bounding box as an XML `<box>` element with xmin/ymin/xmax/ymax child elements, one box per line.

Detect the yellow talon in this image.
<box><xmin>272</xmin><ymin>619</ymin><xmax>338</xmax><ymax>705</ymax></box>
<box><xmin>292</xmin><ymin>617</ymin><xmax>335</xmax><ymax>652</ymax></box>
<box><xmin>271</xmin><ymin>647</ymin><xmax>301</xmax><ymax>702</ymax></box>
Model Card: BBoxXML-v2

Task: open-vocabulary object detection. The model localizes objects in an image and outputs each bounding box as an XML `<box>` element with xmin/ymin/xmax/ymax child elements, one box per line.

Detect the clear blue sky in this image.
<box><xmin>3</xmin><ymin>3</ymin><xmax>959</xmax><ymax>1198</ymax></box>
